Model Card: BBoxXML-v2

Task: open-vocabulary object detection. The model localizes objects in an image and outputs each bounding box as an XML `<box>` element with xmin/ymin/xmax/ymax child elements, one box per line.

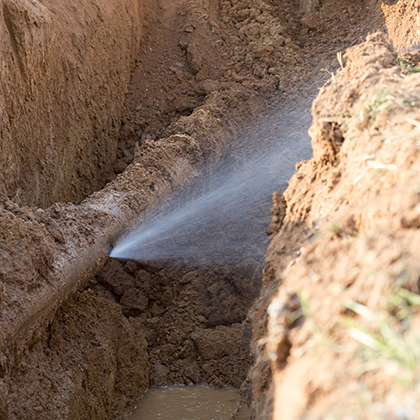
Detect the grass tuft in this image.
<box><xmin>345</xmin><ymin>289</ymin><xmax>420</xmax><ymax>378</ymax></box>
<box><xmin>397</xmin><ymin>56</ymin><xmax>420</xmax><ymax>74</ymax></box>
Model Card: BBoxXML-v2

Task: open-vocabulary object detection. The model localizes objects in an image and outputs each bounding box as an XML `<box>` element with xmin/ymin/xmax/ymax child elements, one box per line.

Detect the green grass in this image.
<box><xmin>397</xmin><ymin>56</ymin><xmax>420</xmax><ymax>74</ymax></box>
<box><xmin>345</xmin><ymin>289</ymin><xmax>420</xmax><ymax>378</ymax></box>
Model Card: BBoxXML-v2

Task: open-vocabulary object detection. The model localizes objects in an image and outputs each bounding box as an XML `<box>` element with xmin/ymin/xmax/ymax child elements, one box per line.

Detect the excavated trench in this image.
<box><xmin>0</xmin><ymin>0</ymin><xmax>418</xmax><ymax>419</ymax></box>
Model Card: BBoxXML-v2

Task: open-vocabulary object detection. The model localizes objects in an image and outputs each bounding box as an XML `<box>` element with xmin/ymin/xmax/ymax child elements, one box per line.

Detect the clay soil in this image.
<box><xmin>1</xmin><ymin>0</ymin><xmax>420</xmax><ymax>419</ymax></box>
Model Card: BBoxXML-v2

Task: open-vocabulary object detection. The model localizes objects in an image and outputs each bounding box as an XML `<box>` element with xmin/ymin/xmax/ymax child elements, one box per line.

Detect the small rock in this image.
<box><xmin>33</xmin><ymin>208</ymin><xmax>46</xmax><ymax>222</ymax></box>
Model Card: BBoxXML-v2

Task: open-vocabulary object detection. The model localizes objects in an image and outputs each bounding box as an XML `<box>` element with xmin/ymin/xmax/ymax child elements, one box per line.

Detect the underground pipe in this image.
<box><xmin>0</xmin><ymin>89</ymin><xmax>266</xmax><ymax>366</ymax></box>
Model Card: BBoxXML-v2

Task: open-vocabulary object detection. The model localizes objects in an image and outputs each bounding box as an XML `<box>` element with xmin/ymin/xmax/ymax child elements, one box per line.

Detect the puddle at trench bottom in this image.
<box><xmin>125</xmin><ymin>383</ymin><xmax>251</xmax><ymax>420</ymax></box>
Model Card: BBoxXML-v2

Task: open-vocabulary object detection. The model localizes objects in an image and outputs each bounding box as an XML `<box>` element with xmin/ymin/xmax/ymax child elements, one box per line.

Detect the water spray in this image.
<box><xmin>109</xmin><ymin>102</ymin><xmax>315</xmax><ymax>264</ymax></box>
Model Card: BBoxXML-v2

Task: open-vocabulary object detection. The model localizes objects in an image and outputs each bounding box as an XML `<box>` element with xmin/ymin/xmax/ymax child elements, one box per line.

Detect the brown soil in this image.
<box><xmin>258</xmin><ymin>28</ymin><xmax>420</xmax><ymax>420</ymax></box>
<box><xmin>0</xmin><ymin>0</ymin><xmax>153</xmax><ymax>208</ymax></box>
<box><xmin>1</xmin><ymin>0</ymin><xmax>420</xmax><ymax>419</ymax></box>
<box><xmin>1</xmin><ymin>0</ymin><xmax>289</xmax><ymax>416</ymax></box>
<box><xmin>4</xmin><ymin>290</ymin><xmax>149</xmax><ymax>419</ymax></box>
<box><xmin>88</xmin><ymin>256</ymin><xmax>261</xmax><ymax>387</ymax></box>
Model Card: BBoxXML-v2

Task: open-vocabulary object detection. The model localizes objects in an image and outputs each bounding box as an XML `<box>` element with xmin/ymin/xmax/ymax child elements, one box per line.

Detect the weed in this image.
<box><xmin>316</xmin><ymin>111</ymin><xmax>351</xmax><ymax>124</ymax></box>
<box><xmin>332</xmin><ymin>222</ymin><xmax>340</xmax><ymax>234</ymax></box>
<box><xmin>344</xmin><ymin>90</ymin><xmax>399</xmax><ymax>143</ymax></box>
<box><xmin>346</xmin><ymin>87</ymin><xmax>420</xmax><ymax>145</ymax></box>
<box><xmin>337</xmin><ymin>51</ymin><xmax>344</xmax><ymax>70</ymax></box>
<box><xmin>345</xmin><ymin>288</ymin><xmax>420</xmax><ymax>379</ymax></box>
<box><xmin>363</xmin><ymin>90</ymin><xmax>399</xmax><ymax>121</ymax></box>
<box><xmin>397</xmin><ymin>56</ymin><xmax>420</xmax><ymax>75</ymax></box>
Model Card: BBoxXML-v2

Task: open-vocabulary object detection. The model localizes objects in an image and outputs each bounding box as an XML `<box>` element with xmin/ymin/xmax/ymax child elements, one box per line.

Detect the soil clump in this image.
<box><xmin>89</xmin><ymin>258</ymin><xmax>260</xmax><ymax>388</ymax></box>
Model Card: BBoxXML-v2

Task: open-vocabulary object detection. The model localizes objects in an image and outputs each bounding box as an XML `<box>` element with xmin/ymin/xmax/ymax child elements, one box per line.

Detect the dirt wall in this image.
<box><xmin>378</xmin><ymin>0</ymin><xmax>420</xmax><ymax>52</ymax></box>
<box><xmin>0</xmin><ymin>21</ymin><xmax>277</xmax><ymax>418</ymax></box>
<box><xmin>0</xmin><ymin>0</ymin><xmax>152</xmax><ymax>208</ymax></box>
<box><xmin>2</xmin><ymin>290</ymin><xmax>149</xmax><ymax>420</ymax></box>
<box><xmin>260</xmin><ymin>31</ymin><xmax>420</xmax><ymax>420</ymax></box>
<box><xmin>0</xmin><ymin>0</ymin><xmax>303</xmax><ymax>415</ymax></box>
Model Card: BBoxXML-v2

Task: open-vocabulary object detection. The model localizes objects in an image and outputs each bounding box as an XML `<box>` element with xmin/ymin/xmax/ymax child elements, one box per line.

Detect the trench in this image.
<box><xmin>86</xmin><ymin>0</ymin><xmax>392</xmax><ymax>418</ymax></box>
<box><xmin>0</xmin><ymin>0</ymin><xmax>414</xmax><ymax>419</ymax></box>
<box><xmin>90</xmin><ymin>97</ymin><xmax>315</xmax><ymax>415</ymax></box>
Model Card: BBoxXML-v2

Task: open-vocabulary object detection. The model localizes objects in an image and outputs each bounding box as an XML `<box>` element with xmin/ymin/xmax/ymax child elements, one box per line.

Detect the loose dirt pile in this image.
<box><xmin>89</xmin><ymin>258</ymin><xmax>260</xmax><ymax>388</ymax></box>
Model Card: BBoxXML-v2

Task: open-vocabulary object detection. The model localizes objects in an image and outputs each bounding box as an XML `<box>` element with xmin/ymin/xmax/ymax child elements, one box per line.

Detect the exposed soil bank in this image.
<box><xmin>257</xmin><ymin>26</ymin><xmax>420</xmax><ymax>420</ymax></box>
<box><xmin>0</xmin><ymin>0</ymin><xmax>152</xmax><ymax>207</ymax></box>
<box><xmin>0</xmin><ymin>0</ymin><xmax>289</xmax><ymax>416</ymax></box>
<box><xmin>0</xmin><ymin>81</ymin><xmax>270</xmax><ymax>418</ymax></box>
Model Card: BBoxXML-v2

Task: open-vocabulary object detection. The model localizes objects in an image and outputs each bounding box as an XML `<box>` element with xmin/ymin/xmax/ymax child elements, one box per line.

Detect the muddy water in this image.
<box><xmin>125</xmin><ymin>384</ymin><xmax>251</xmax><ymax>420</ymax></box>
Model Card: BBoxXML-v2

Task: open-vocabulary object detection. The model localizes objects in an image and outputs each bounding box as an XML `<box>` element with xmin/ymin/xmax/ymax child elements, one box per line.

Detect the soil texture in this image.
<box><xmin>259</xmin><ymin>30</ymin><xmax>420</xmax><ymax>420</ymax></box>
<box><xmin>0</xmin><ymin>0</ymin><xmax>153</xmax><ymax>207</ymax></box>
<box><xmin>1</xmin><ymin>0</ymin><xmax>420</xmax><ymax>419</ymax></box>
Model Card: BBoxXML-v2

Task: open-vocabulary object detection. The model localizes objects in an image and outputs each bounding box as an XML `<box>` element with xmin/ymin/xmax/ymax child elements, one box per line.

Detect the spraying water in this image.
<box><xmin>110</xmin><ymin>92</ymin><xmax>315</xmax><ymax>265</ymax></box>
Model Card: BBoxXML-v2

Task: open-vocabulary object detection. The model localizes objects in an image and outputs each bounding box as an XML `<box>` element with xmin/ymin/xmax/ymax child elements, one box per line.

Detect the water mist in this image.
<box><xmin>110</xmin><ymin>96</ymin><xmax>314</xmax><ymax>265</ymax></box>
